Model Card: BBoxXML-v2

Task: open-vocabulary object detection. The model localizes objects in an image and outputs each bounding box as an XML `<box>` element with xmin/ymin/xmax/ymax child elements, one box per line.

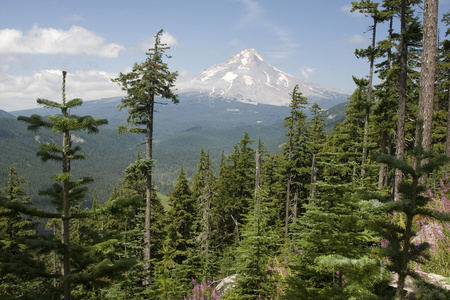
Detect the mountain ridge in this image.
<box><xmin>177</xmin><ymin>48</ymin><xmax>350</xmax><ymax>109</ymax></box>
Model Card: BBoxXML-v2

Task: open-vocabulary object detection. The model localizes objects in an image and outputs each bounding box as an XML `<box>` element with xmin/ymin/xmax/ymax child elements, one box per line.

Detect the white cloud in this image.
<box><xmin>0</xmin><ymin>25</ymin><xmax>125</xmax><ymax>57</ymax></box>
<box><xmin>0</xmin><ymin>70</ymin><xmax>123</xmax><ymax>111</ymax></box>
<box><xmin>161</xmin><ymin>31</ymin><xmax>180</xmax><ymax>47</ymax></box>
<box><xmin>133</xmin><ymin>31</ymin><xmax>180</xmax><ymax>53</ymax></box>
<box><xmin>301</xmin><ymin>67</ymin><xmax>315</xmax><ymax>79</ymax></box>
<box><xmin>236</xmin><ymin>0</ymin><xmax>264</xmax><ymax>25</ymax></box>
<box><xmin>348</xmin><ymin>34</ymin><xmax>365</xmax><ymax>44</ymax></box>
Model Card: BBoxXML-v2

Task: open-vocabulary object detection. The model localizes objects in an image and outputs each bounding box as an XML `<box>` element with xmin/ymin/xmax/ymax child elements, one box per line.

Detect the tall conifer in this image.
<box><xmin>18</xmin><ymin>71</ymin><xmax>107</xmax><ymax>299</ymax></box>
<box><xmin>112</xmin><ymin>29</ymin><xmax>179</xmax><ymax>282</ymax></box>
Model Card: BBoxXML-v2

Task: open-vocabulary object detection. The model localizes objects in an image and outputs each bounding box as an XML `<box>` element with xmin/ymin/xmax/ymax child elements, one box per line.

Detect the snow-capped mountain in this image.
<box><xmin>178</xmin><ymin>49</ymin><xmax>350</xmax><ymax>109</ymax></box>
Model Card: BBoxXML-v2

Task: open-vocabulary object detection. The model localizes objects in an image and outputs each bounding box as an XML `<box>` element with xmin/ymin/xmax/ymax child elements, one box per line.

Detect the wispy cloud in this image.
<box><xmin>301</xmin><ymin>67</ymin><xmax>315</xmax><ymax>79</ymax></box>
<box><xmin>0</xmin><ymin>25</ymin><xmax>125</xmax><ymax>57</ymax></box>
<box><xmin>235</xmin><ymin>0</ymin><xmax>296</xmax><ymax>61</ymax></box>
<box><xmin>348</xmin><ymin>34</ymin><xmax>366</xmax><ymax>44</ymax></box>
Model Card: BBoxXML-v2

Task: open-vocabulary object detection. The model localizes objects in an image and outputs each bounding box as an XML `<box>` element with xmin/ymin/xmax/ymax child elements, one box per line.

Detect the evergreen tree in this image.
<box><xmin>192</xmin><ymin>148</ymin><xmax>216</xmax><ymax>278</ymax></box>
<box><xmin>308</xmin><ymin>103</ymin><xmax>326</xmax><ymax>200</ymax></box>
<box><xmin>232</xmin><ymin>189</ymin><xmax>277</xmax><ymax>300</ymax></box>
<box><xmin>212</xmin><ymin>134</ymin><xmax>255</xmax><ymax>250</ymax></box>
<box><xmin>0</xmin><ymin>165</ymin><xmax>54</xmax><ymax>298</ymax></box>
<box><xmin>326</xmin><ymin>77</ymin><xmax>367</xmax><ymax>182</ymax></box>
<box><xmin>111</xmin><ymin>29</ymin><xmax>179</xmax><ymax>281</ymax></box>
<box><xmin>281</xmin><ymin>84</ymin><xmax>310</xmax><ymax>236</ymax></box>
<box><xmin>351</xmin><ymin>0</ymin><xmax>386</xmax><ymax>183</ymax></box>
<box><xmin>284</xmin><ymin>154</ymin><xmax>384</xmax><ymax>299</ymax></box>
<box><xmin>370</xmin><ymin>126</ymin><xmax>450</xmax><ymax>299</ymax></box>
<box><xmin>0</xmin><ymin>164</ymin><xmax>35</xmax><ymax>249</ymax></box>
<box><xmin>18</xmin><ymin>71</ymin><xmax>108</xmax><ymax>299</ymax></box>
<box><xmin>164</xmin><ymin>166</ymin><xmax>195</xmax><ymax>266</ymax></box>
<box><xmin>160</xmin><ymin>166</ymin><xmax>196</xmax><ymax>298</ymax></box>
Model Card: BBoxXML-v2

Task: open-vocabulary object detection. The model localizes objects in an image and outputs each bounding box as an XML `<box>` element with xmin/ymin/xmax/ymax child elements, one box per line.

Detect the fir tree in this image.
<box><xmin>284</xmin><ymin>154</ymin><xmax>384</xmax><ymax>299</ymax></box>
<box><xmin>111</xmin><ymin>29</ymin><xmax>179</xmax><ymax>282</ymax></box>
<box><xmin>0</xmin><ymin>165</ymin><xmax>54</xmax><ymax>298</ymax></box>
<box><xmin>308</xmin><ymin>103</ymin><xmax>326</xmax><ymax>200</ymax></box>
<box><xmin>212</xmin><ymin>134</ymin><xmax>255</xmax><ymax>252</ymax></box>
<box><xmin>164</xmin><ymin>166</ymin><xmax>195</xmax><ymax>266</ymax></box>
<box><xmin>281</xmin><ymin>84</ymin><xmax>310</xmax><ymax>236</ymax></box>
<box><xmin>369</xmin><ymin>125</ymin><xmax>450</xmax><ymax>299</ymax></box>
<box><xmin>232</xmin><ymin>189</ymin><xmax>277</xmax><ymax>300</ymax></box>
<box><xmin>192</xmin><ymin>148</ymin><xmax>216</xmax><ymax>278</ymax></box>
<box><xmin>18</xmin><ymin>71</ymin><xmax>108</xmax><ymax>299</ymax></box>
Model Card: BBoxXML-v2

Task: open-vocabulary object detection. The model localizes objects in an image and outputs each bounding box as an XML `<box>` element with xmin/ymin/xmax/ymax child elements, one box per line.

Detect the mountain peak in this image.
<box><xmin>178</xmin><ymin>49</ymin><xmax>349</xmax><ymax>108</ymax></box>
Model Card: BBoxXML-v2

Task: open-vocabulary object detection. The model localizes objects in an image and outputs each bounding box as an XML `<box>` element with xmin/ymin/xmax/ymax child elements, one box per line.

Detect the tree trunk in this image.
<box><xmin>285</xmin><ymin>131</ymin><xmax>293</xmax><ymax>237</ymax></box>
<box><xmin>361</xmin><ymin>18</ymin><xmax>377</xmax><ymax>183</ymax></box>
<box><xmin>254</xmin><ymin>150</ymin><xmax>261</xmax><ymax>206</ymax></box>
<box><xmin>292</xmin><ymin>189</ymin><xmax>298</xmax><ymax>222</ymax></box>
<box><xmin>309</xmin><ymin>153</ymin><xmax>317</xmax><ymax>202</ymax></box>
<box><xmin>394</xmin><ymin>0</ymin><xmax>408</xmax><ymax>202</ymax></box>
<box><xmin>61</xmin><ymin>71</ymin><xmax>71</xmax><ymax>300</ymax></box>
<box><xmin>285</xmin><ymin>172</ymin><xmax>291</xmax><ymax>237</ymax></box>
<box><xmin>415</xmin><ymin>0</ymin><xmax>438</xmax><ymax>158</ymax></box>
<box><xmin>396</xmin><ymin>214</ymin><xmax>414</xmax><ymax>300</ymax></box>
<box><xmin>379</xmin><ymin>16</ymin><xmax>393</xmax><ymax>190</ymax></box>
<box><xmin>143</xmin><ymin>94</ymin><xmax>154</xmax><ymax>285</ymax></box>
<box><xmin>446</xmin><ymin>86</ymin><xmax>450</xmax><ymax>158</ymax></box>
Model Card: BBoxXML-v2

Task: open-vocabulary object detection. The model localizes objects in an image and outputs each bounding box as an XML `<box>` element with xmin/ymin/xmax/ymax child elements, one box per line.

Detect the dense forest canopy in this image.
<box><xmin>2</xmin><ymin>1</ymin><xmax>450</xmax><ymax>299</ymax></box>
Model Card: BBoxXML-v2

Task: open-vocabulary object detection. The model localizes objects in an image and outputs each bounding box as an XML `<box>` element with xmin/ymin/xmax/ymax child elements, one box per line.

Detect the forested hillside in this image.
<box><xmin>2</xmin><ymin>1</ymin><xmax>450</xmax><ymax>300</ymax></box>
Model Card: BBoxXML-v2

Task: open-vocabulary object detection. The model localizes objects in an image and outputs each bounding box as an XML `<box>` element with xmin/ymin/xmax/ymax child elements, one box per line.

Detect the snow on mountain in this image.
<box><xmin>177</xmin><ymin>49</ymin><xmax>350</xmax><ymax>109</ymax></box>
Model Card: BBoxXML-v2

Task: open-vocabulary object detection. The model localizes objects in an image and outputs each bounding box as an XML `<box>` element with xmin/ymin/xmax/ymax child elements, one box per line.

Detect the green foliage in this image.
<box><xmin>284</xmin><ymin>156</ymin><xmax>384</xmax><ymax>299</ymax></box>
<box><xmin>112</xmin><ymin>29</ymin><xmax>179</xmax><ymax>133</ymax></box>
<box><xmin>367</xmin><ymin>126</ymin><xmax>450</xmax><ymax>299</ymax></box>
<box><xmin>164</xmin><ymin>166</ymin><xmax>195</xmax><ymax>265</ymax></box>
<box><xmin>211</xmin><ymin>133</ymin><xmax>255</xmax><ymax>252</ymax></box>
<box><xmin>233</xmin><ymin>189</ymin><xmax>279</xmax><ymax>299</ymax></box>
<box><xmin>0</xmin><ymin>165</ymin><xmax>57</xmax><ymax>298</ymax></box>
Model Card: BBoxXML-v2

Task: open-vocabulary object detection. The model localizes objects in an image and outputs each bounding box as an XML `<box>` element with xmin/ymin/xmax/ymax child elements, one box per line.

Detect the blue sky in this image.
<box><xmin>1</xmin><ymin>0</ymin><xmax>450</xmax><ymax>111</ymax></box>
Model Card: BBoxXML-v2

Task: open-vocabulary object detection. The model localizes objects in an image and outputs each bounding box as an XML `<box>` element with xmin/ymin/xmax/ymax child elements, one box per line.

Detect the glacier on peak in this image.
<box><xmin>176</xmin><ymin>48</ymin><xmax>350</xmax><ymax>109</ymax></box>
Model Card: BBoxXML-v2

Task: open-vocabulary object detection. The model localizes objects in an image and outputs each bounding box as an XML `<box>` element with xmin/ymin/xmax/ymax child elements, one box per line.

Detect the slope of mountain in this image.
<box><xmin>0</xmin><ymin>109</ymin><xmax>15</xmax><ymax>118</ymax></box>
<box><xmin>11</xmin><ymin>95</ymin><xmax>291</xmax><ymax>140</ymax></box>
<box><xmin>178</xmin><ymin>49</ymin><xmax>350</xmax><ymax>109</ymax></box>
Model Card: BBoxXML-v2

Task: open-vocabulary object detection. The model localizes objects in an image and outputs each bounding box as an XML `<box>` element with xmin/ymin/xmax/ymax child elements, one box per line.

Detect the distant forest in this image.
<box><xmin>2</xmin><ymin>1</ymin><xmax>450</xmax><ymax>300</ymax></box>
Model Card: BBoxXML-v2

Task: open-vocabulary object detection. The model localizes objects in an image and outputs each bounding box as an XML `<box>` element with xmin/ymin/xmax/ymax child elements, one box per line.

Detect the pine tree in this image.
<box><xmin>282</xmin><ymin>84</ymin><xmax>310</xmax><ymax>236</ymax></box>
<box><xmin>18</xmin><ymin>71</ymin><xmax>108</xmax><ymax>299</ymax></box>
<box><xmin>284</xmin><ymin>154</ymin><xmax>384</xmax><ymax>299</ymax></box>
<box><xmin>326</xmin><ymin>77</ymin><xmax>367</xmax><ymax>182</ymax></box>
<box><xmin>351</xmin><ymin>0</ymin><xmax>386</xmax><ymax>183</ymax></box>
<box><xmin>192</xmin><ymin>148</ymin><xmax>216</xmax><ymax>278</ymax></box>
<box><xmin>373</xmin><ymin>0</ymin><xmax>398</xmax><ymax>189</ymax></box>
<box><xmin>232</xmin><ymin>189</ymin><xmax>277</xmax><ymax>300</ymax></box>
<box><xmin>370</xmin><ymin>125</ymin><xmax>450</xmax><ymax>299</ymax></box>
<box><xmin>0</xmin><ymin>165</ymin><xmax>54</xmax><ymax>298</ymax></box>
<box><xmin>212</xmin><ymin>134</ymin><xmax>255</xmax><ymax>252</ymax></box>
<box><xmin>164</xmin><ymin>166</ymin><xmax>195</xmax><ymax>265</ymax></box>
<box><xmin>308</xmin><ymin>103</ymin><xmax>326</xmax><ymax>200</ymax></box>
<box><xmin>111</xmin><ymin>29</ymin><xmax>179</xmax><ymax>282</ymax></box>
